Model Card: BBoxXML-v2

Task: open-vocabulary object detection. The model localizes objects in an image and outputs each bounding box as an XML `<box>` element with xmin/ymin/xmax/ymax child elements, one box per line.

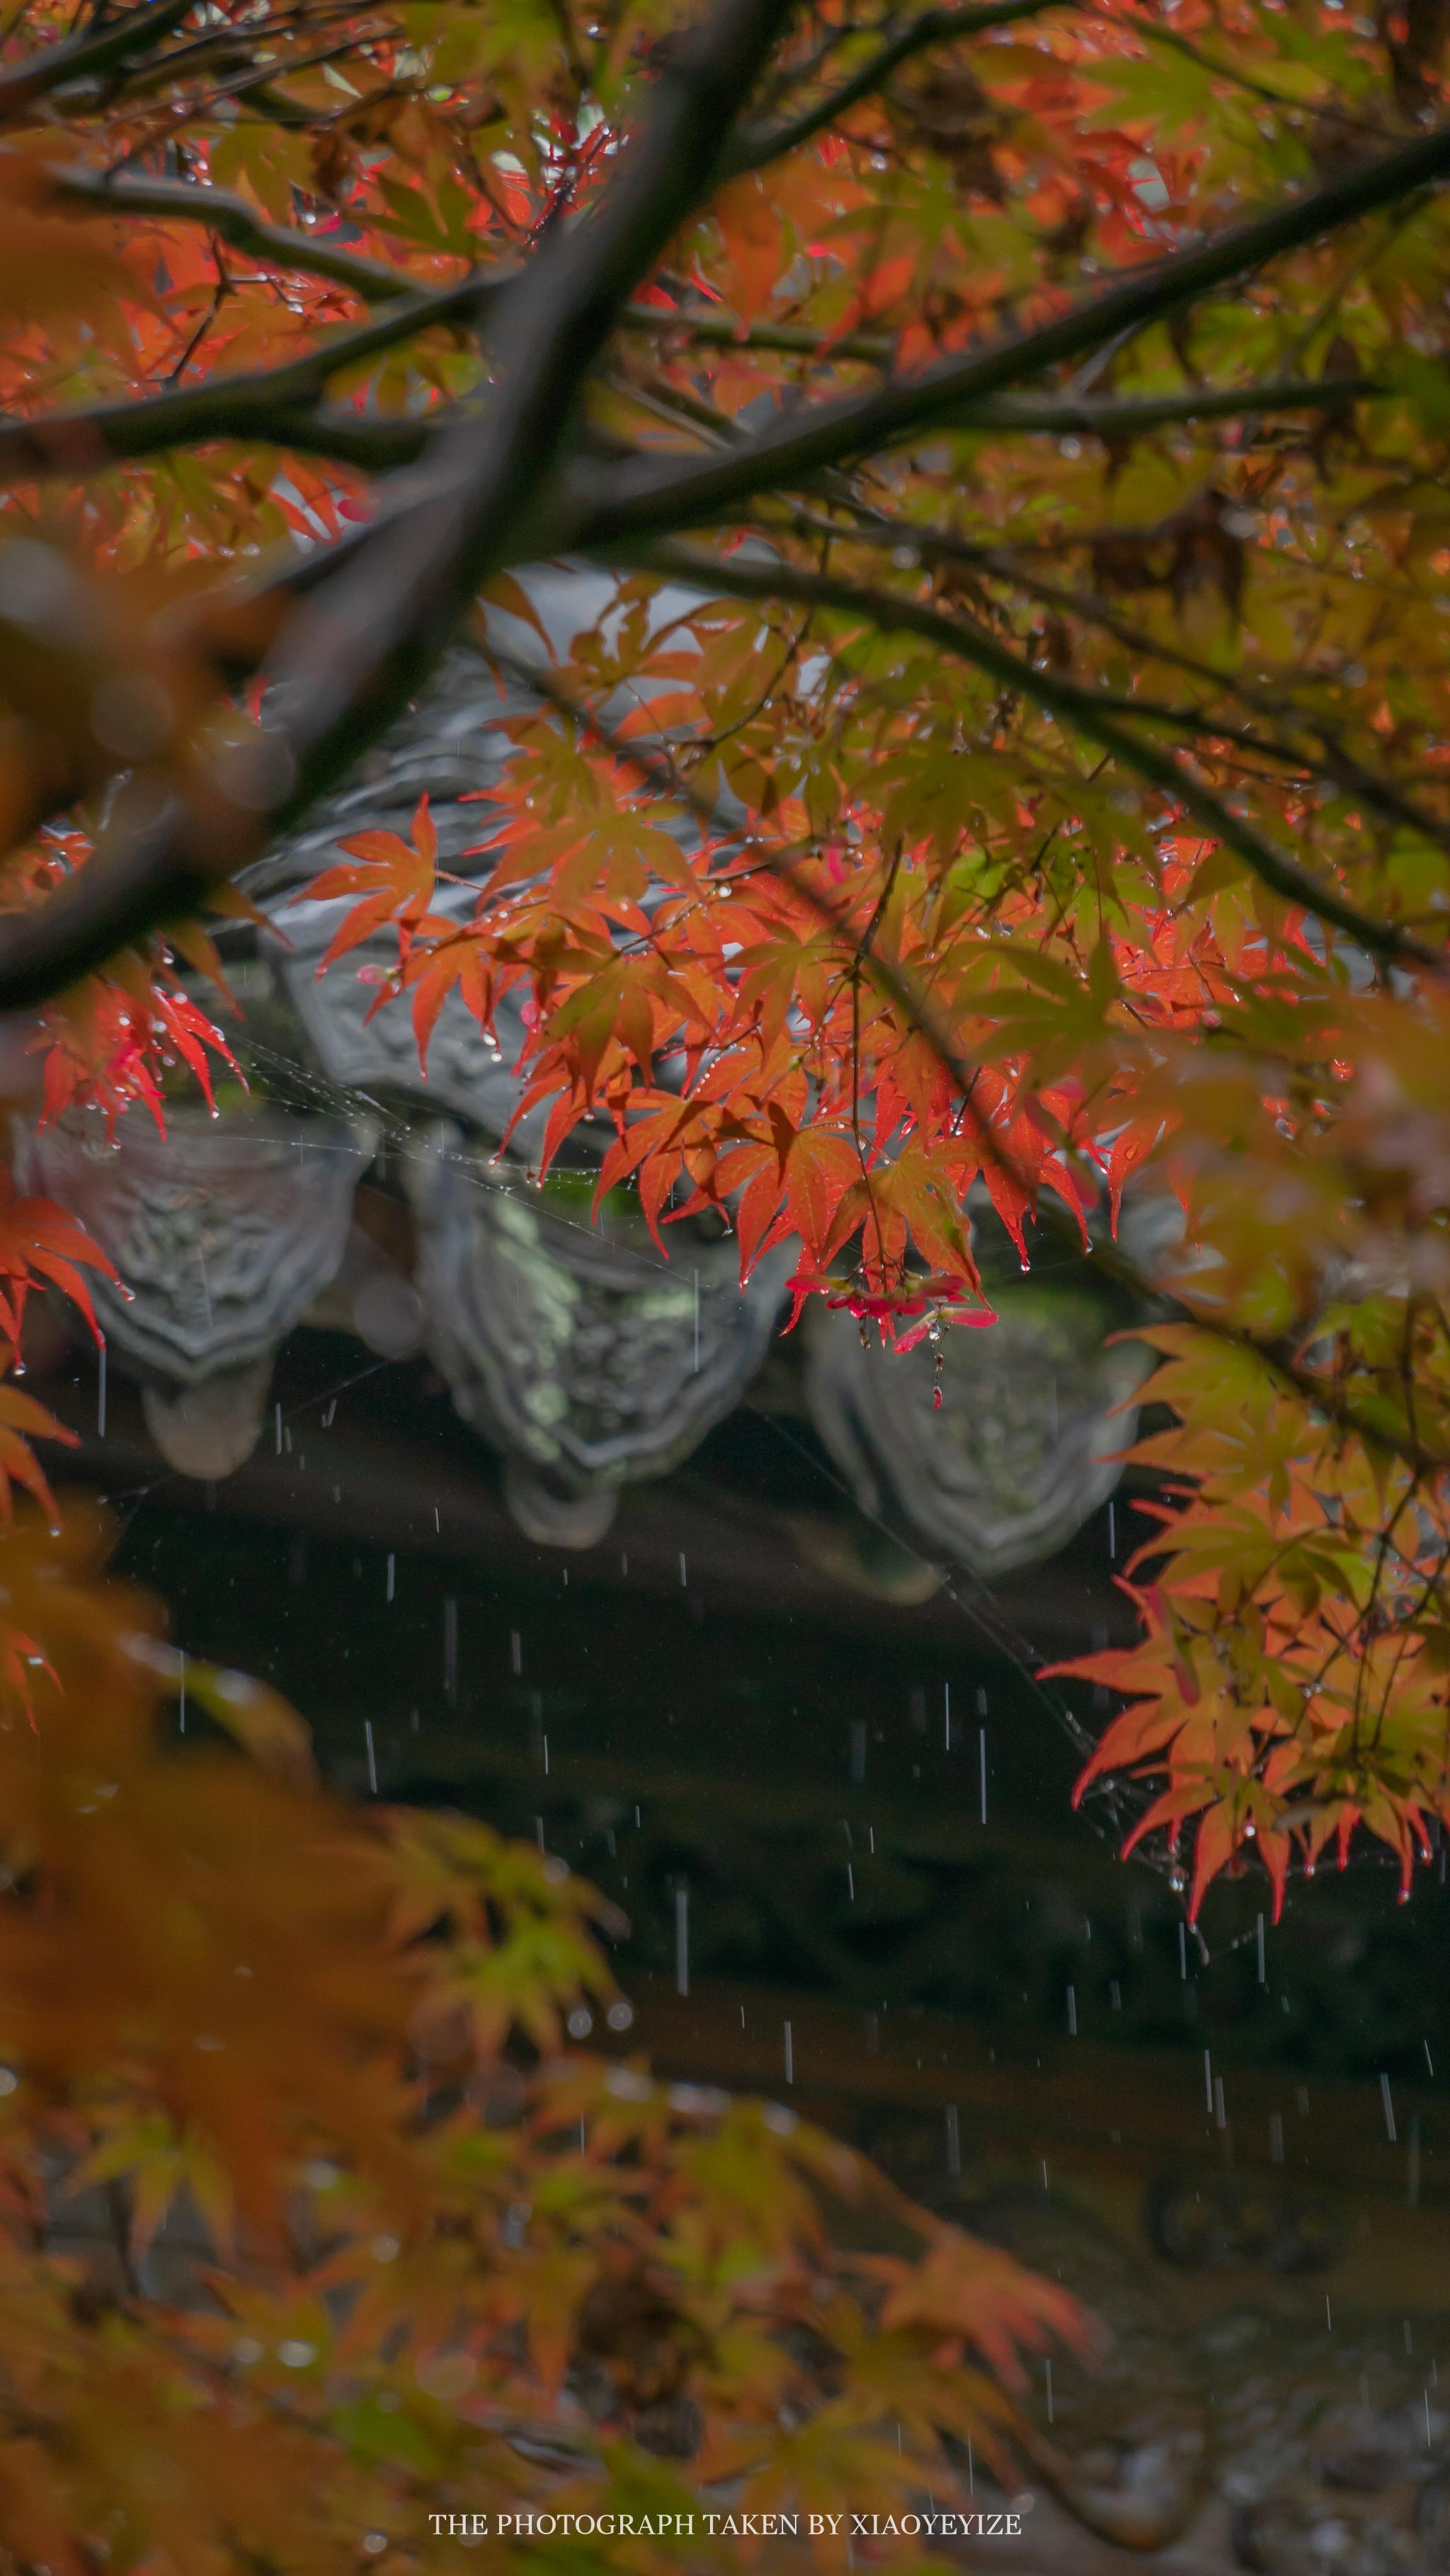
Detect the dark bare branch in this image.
<box><xmin>0</xmin><ymin>0</ymin><xmax>193</xmax><ymax>122</ymax></box>
<box><xmin>0</xmin><ymin>387</ymin><xmax>438</xmax><ymax>484</ymax></box>
<box><xmin>578</xmin><ymin>120</ymin><xmax>1450</xmax><ymax>542</ymax></box>
<box><xmin>720</xmin><ymin>0</ymin><xmax>1062</xmax><ymax>178</ymax></box>
<box><xmin>0</xmin><ymin>348</ymin><xmax>1388</xmax><ymax>493</ymax></box>
<box><xmin>612</xmin><ymin>537</ymin><xmax>1447</xmax><ymax>971</ymax></box>
<box><xmin>48</xmin><ymin>166</ymin><xmax>419</xmax><ymax>304</ymax></box>
<box><xmin>960</xmin><ymin>376</ymin><xmax>1385</xmax><ymax>436</ymax></box>
<box><xmin>44</xmin><ymin>167</ymin><xmax>896</xmax><ymax>361</ymax></box>
<box><xmin>0</xmin><ymin>270</ymin><xmax>506</xmax><ymax>487</ymax></box>
<box><xmin>766</xmin><ymin>494</ymin><xmax>1450</xmax><ymax>856</ymax></box>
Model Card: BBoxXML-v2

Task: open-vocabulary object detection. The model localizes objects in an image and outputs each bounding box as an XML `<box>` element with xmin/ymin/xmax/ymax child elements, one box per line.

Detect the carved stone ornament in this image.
<box><xmin>803</xmin><ymin>1271</ymin><xmax>1151</xmax><ymax>1580</ymax></box>
<box><xmin>406</xmin><ymin>1128</ymin><xmax>789</xmax><ymax>1544</ymax></box>
<box><xmin>20</xmin><ymin>1105</ymin><xmax>371</xmax><ymax>1476</ymax></box>
<box><xmin>256</xmin><ymin>629</ymin><xmax>613</xmax><ymax>1161</ymax></box>
<box><xmin>267</xmin><ymin>884</ymin><xmax>534</xmax><ymax>1139</ymax></box>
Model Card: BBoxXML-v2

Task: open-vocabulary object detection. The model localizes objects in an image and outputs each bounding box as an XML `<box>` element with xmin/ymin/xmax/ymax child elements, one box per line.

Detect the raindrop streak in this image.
<box><xmin>542</xmin><ymin>1735</ymin><xmax>549</xmax><ymax>1777</ymax></box>
<box><xmin>443</xmin><ymin>1597</ymin><xmax>458</xmax><ymax>1706</ymax></box>
<box><xmin>1179</xmin><ymin>1922</ymin><xmax>1188</xmax><ymax>1981</ymax></box>
<box><xmin>1214</xmin><ymin>2076</ymin><xmax>1226</xmax><ymax>2131</ymax></box>
<box><xmin>783</xmin><ymin>2019</ymin><xmax>794</xmax><ymax>2085</ymax></box>
<box><xmin>943</xmin><ymin>1683</ymin><xmax>952</xmax><ymax>1753</ymax></box>
<box><xmin>1107</xmin><ymin>1500</ymin><xmax>1116</xmax><ymax>1558</ymax></box>
<box><xmin>1427</xmin><ymin>2040</ymin><xmax>1437</xmax><ymax>2078</ymax></box>
<box><xmin>1066</xmin><ymin>1987</ymin><xmax>1077</xmax><ymax>2039</ymax></box>
<box><xmin>1041</xmin><ymin>2158</ymin><xmax>1049</xmax><ymax>2192</ymax></box>
<box><xmin>1044</xmin><ymin>2359</ymin><xmax>1054</xmax><ymax>2424</ymax></box>
<box><xmin>846</xmin><ymin>1862</ymin><xmax>855</xmax><ymax>1900</ymax></box>
<box><xmin>1204</xmin><ymin>2049</ymin><xmax>1214</xmax><ymax>2114</ymax></box>
<box><xmin>945</xmin><ymin>2105</ymin><xmax>961</xmax><ymax>2175</ymax></box>
<box><xmin>675</xmin><ymin>1886</ymin><xmax>689</xmax><ymax>1997</ymax></box>
<box><xmin>510</xmin><ymin>1629</ymin><xmax>522</xmax><ymax>1676</ymax></box>
<box><xmin>1382</xmin><ymin>2073</ymin><xmax>1398</xmax><ymax>2143</ymax></box>
<box><xmin>1257</xmin><ymin>1913</ymin><xmax>1266</xmax><ymax>1983</ymax></box>
<box><xmin>385</xmin><ymin>1553</ymin><xmax>395</xmax><ymax>1605</ymax></box>
<box><xmin>364</xmin><ymin>1720</ymin><xmax>377</xmax><ymax>1797</ymax></box>
<box><xmin>678</xmin><ymin>1552</ymin><xmax>687</xmax><ymax>1588</ymax></box>
<box><xmin>274</xmin><ymin>1401</ymin><xmax>282</xmax><ymax>1457</ymax></box>
<box><xmin>692</xmin><ymin>1270</ymin><xmax>700</xmax><ymax>1372</ymax></box>
<box><xmin>97</xmin><ymin>1343</ymin><xmax>107</xmax><ymax>1440</ymax></box>
<box><xmin>978</xmin><ymin>1727</ymin><xmax>988</xmax><ymax>1823</ymax></box>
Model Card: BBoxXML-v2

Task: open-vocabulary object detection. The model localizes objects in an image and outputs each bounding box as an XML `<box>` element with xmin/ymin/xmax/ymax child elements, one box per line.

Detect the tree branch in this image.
<box><xmin>0</xmin><ymin>387</ymin><xmax>439</xmax><ymax>483</ymax></box>
<box><xmin>577</xmin><ymin>119</ymin><xmax>1450</xmax><ymax>542</ymax></box>
<box><xmin>719</xmin><ymin>0</ymin><xmax>1062</xmax><ymax>179</ymax></box>
<box><xmin>972</xmin><ymin>548</ymin><xmax>1450</xmax><ymax>860</ymax></box>
<box><xmin>48</xmin><ymin>166</ymin><xmax>421</xmax><ymax>305</ymax></box>
<box><xmin>610</xmin><ymin>537</ymin><xmax>1448</xmax><ymax>971</ymax></box>
<box><xmin>0</xmin><ymin>0</ymin><xmax>194</xmax><ymax>123</ymax></box>
<box><xmin>0</xmin><ymin>340</ymin><xmax>1388</xmax><ymax>491</ymax></box>
<box><xmin>622</xmin><ymin>302</ymin><xmax>895</xmax><ymax>361</ymax></box>
<box><xmin>45</xmin><ymin>167</ymin><xmax>898</xmax><ymax>361</ymax></box>
<box><xmin>0</xmin><ymin>269</ymin><xmax>508</xmax><ymax>486</ymax></box>
<box><xmin>961</xmin><ymin>375</ymin><xmax>1386</xmax><ymax>436</ymax></box>
<box><xmin>768</xmin><ymin>494</ymin><xmax>1450</xmax><ymax>857</ymax></box>
<box><xmin>0</xmin><ymin>0</ymin><xmax>801</xmax><ymax>1013</ymax></box>
<box><xmin>1140</xmin><ymin>16</ymin><xmax>1400</xmax><ymax>143</ymax></box>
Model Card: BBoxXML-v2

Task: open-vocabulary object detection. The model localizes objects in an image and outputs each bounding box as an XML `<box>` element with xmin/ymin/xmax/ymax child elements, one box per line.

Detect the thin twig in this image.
<box><xmin>610</xmin><ymin>535</ymin><xmax>1449</xmax><ymax>972</ymax></box>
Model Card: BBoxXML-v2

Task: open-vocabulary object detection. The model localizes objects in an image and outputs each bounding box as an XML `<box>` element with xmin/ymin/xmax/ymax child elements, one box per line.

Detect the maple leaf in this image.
<box><xmin>0</xmin><ymin>1170</ymin><xmax>113</xmax><ymax>1355</ymax></box>
<box><xmin>874</xmin><ymin>2228</ymin><xmax>1096</xmax><ymax>2388</ymax></box>
<box><xmin>300</xmin><ymin>795</ymin><xmax>440</xmax><ymax>976</ymax></box>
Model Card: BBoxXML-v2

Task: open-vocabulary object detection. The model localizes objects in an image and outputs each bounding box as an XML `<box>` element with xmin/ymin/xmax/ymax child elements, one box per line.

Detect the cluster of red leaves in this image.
<box><xmin>0</xmin><ymin>1168</ymin><xmax>114</xmax><ymax>1524</ymax></box>
<box><xmin>1049</xmin><ymin>992</ymin><xmax>1450</xmax><ymax>1919</ymax></box>
<box><xmin>309</xmin><ymin>768</ymin><xmax>1114</xmax><ymax>1343</ymax></box>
